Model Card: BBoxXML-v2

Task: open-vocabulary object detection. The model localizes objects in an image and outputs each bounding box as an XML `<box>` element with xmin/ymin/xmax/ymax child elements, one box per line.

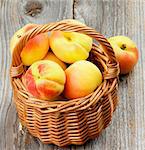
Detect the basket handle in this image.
<box><xmin>11</xmin><ymin>21</ymin><xmax>119</xmax><ymax>77</ymax></box>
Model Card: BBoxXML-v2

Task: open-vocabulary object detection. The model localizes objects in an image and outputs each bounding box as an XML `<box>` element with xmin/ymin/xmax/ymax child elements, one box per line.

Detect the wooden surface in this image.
<box><xmin>0</xmin><ymin>0</ymin><xmax>145</xmax><ymax>149</ymax></box>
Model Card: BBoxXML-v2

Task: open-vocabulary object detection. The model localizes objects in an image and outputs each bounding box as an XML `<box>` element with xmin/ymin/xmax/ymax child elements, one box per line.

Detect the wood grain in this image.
<box><xmin>0</xmin><ymin>0</ymin><xmax>73</xmax><ymax>150</ymax></box>
<box><xmin>0</xmin><ymin>0</ymin><xmax>145</xmax><ymax>150</ymax></box>
<box><xmin>73</xmin><ymin>0</ymin><xmax>145</xmax><ymax>150</ymax></box>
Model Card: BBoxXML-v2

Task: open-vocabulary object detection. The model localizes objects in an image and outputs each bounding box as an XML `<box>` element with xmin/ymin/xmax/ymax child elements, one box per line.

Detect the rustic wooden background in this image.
<box><xmin>0</xmin><ymin>0</ymin><xmax>145</xmax><ymax>150</ymax></box>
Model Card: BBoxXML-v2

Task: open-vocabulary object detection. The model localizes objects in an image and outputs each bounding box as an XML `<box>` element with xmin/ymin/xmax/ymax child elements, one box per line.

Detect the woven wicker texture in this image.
<box><xmin>10</xmin><ymin>21</ymin><xmax>120</xmax><ymax>146</ymax></box>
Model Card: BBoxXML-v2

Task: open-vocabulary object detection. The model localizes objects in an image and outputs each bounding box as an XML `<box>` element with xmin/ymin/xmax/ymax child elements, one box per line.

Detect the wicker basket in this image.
<box><xmin>10</xmin><ymin>21</ymin><xmax>120</xmax><ymax>147</ymax></box>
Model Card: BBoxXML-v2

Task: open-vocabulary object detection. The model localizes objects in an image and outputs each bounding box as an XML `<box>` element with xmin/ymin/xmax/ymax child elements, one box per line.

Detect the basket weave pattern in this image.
<box><xmin>10</xmin><ymin>21</ymin><xmax>120</xmax><ymax>146</ymax></box>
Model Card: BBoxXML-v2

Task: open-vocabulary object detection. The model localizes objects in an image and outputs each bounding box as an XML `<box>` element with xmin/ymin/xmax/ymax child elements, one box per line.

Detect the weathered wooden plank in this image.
<box><xmin>73</xmin><ymin>0</ymin><xmax>145</xmax><ymax>150</ymax></box>
<box><xmin>0</xmin><ymin>0</ymin><xmax>145</xmax><ymax>150</ymax></box>
<box><xmin>0</xmin><ymin>0</ymin><xmax>73</xmax><ymax>150</ymax></box>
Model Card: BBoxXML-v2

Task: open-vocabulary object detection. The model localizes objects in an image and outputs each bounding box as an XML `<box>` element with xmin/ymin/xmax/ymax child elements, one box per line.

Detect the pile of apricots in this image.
<box><xmin>10</xmin><ymin>20</ymin><xmax>139</xmax><ymax>101</ymax></box>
